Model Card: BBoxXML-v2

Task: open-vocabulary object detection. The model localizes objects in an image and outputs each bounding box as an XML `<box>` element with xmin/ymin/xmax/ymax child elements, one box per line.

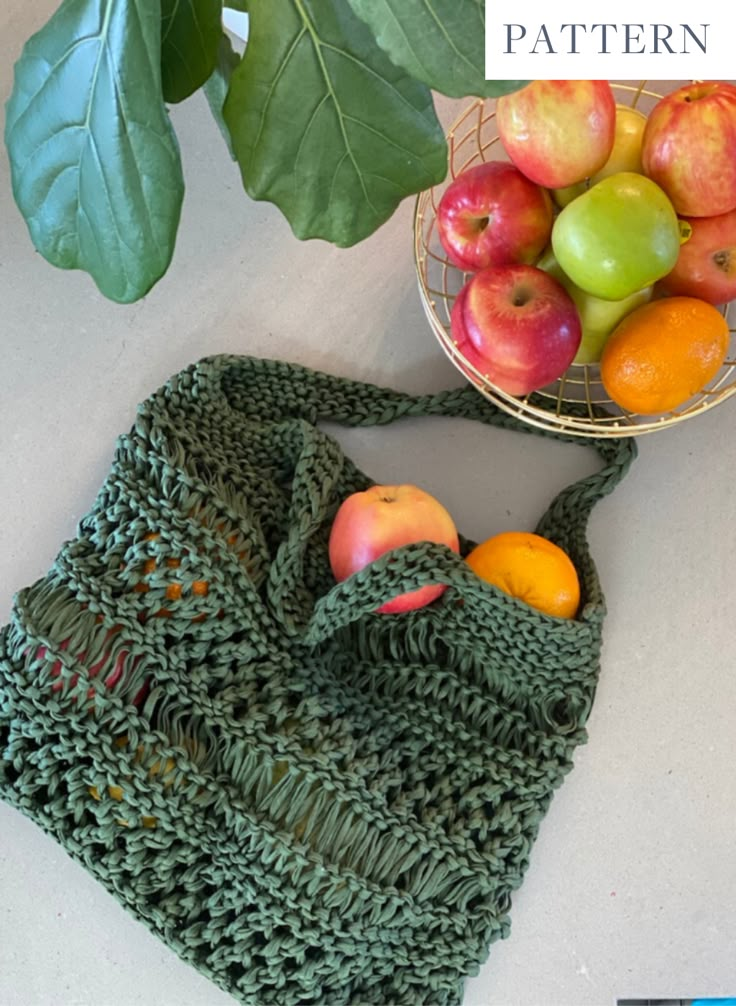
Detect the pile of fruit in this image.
<box><xmin>329</xmin><ymin>484</ymin><xmax>580</xmax><ymax>620</ymax></box>
<box><xmin>436</xmin><ymin>80</ymin><xmax>736</xmax><ymax>415</ymax></box>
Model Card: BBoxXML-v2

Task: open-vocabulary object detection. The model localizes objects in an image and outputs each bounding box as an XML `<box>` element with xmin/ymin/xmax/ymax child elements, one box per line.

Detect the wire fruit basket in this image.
<box><xmin>414</xmin><ymin>81</ymin><xmax>736</xmax><ymax>438</ymax></box>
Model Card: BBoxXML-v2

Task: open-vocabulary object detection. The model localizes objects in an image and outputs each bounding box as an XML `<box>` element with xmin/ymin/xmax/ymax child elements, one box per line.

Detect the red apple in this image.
<box><xmin>450</xmin><ymin>282</ymin><xmax>490</xmax><ymax>381</ymax></box>
<box><xmin>451</xmin><ymin>264</ymin><xmax>581</xmax><ymax>395</ymax></box>
<box><xmin>436</xmin><ymin>161</ymin><xmax>553</xmax><ymax>272</ymax></box>
<box><xmin>495</xmin><ymin>80</ymin><xmax>616</xmax><ymax>189</ymax></box>
<box><xmin>657</xmin><ymin>208</ymin><xmax>736</xmax><ymax>305</ymax></box>
<box><xmin>328</xmin><ymin>485</ymin><xmax>459</xmax><ymax>614</ymax></box>
<box><xmin>642</xmin><ymin>81</ymin><xmax>736</xmax><ymax>217</ymax></box>
<box><xmin>31</xmin><ymin>630</ymin><xmax>148</xmax><ymax>707</ymax></box>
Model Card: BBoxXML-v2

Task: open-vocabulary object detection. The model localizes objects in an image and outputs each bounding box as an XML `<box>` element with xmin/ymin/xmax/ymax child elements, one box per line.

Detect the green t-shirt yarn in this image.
<box><xmin>0</xmin><ymin>355</ymin><xmax>636</xmax><ymax>1005</ymax></box>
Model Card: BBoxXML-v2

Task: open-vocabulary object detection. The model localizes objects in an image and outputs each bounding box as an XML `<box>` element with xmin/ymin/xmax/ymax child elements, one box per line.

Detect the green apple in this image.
<box><xmin>552</xmin><ymin>181</ymin><xmax>587</xmax><ymax>209</ymax></box>
<box><xmin>551</xmin><ymin>172</ymin><xmax>680</xmax><ymax>300</ymax></box>
<box><xmin>536</xmin><ymin>247</ymin><xmax>653</xmax><ymax>363</ymax></box>
<box><xmin>551</xmin><ymin>106</ymin><xmax>648</xmax><ymax>209</ymax></box>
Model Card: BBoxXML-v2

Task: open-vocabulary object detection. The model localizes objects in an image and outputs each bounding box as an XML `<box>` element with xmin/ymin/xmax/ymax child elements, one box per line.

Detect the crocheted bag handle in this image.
<box><xmin>196</xmin><ymin>355</ymin><xmax>637</xmax><ymax>639</ymax></box>
<box><xmin>204</xmin><ymin>355</ymin><xmax>636</xmax><ymax>490</ymax></box>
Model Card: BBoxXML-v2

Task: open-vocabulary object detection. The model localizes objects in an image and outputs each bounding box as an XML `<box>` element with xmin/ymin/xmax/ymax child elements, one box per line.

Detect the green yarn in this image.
<box><xmin>0</xmin><ymin>355</ymin><xmax>636</xmax><ymax>1005</ymax></box>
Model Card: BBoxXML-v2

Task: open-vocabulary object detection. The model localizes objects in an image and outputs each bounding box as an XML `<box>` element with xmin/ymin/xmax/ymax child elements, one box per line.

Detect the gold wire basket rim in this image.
<box><xmin>413</xmin><ymin>82</ymin><xmax>736</xmax><ymax>439</ymax></box>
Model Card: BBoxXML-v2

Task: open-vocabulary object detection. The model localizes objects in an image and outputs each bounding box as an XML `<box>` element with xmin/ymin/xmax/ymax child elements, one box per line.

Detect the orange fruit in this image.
<box><xmin>132</xmin><ymin>529</ymin><xmax>215</xmax><ymax>622</ymax></box>
<box><xmin>88</xmin><ymin>737</ymin><xmax>191</xmax><ymax>829</ymax></box>
<box><xmin>600</xmin><ymin>296</ymin><xmax>730</xmax><ymax>415</ymax></box>
<box><xmin>466</xmin><ymin>531</ymin><xmax>580</xmax><ymax>619</ymax></box>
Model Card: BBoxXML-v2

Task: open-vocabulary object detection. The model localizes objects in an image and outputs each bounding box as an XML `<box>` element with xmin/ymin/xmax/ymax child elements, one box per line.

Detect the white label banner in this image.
<box><xmin>485</xmin><ymin>0</ymin><xmax>734</xmax><ymax>80</ymax></box>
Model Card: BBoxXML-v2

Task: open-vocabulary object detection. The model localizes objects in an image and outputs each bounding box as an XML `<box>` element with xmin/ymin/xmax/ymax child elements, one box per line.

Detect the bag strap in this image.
<box><xmin>195</xmin><ymin>354</ymin><xmax>637</xmax><ymax>531</ymax></box>
<box><xmin>183</xmin><ymin>356</ymin><xmax>637</xmax><ymax>638</ymax></box>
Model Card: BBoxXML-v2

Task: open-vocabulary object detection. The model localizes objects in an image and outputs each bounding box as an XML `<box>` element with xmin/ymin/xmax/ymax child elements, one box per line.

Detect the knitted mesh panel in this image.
<box><xmin>0</xmin><ymin>355</ymin><xmax>636</xmax><ymax>1005</ymax></box>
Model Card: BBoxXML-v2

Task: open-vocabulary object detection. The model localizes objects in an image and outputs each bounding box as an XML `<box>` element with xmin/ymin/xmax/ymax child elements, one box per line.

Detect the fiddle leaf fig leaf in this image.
<box><xmin>223</xmin><ymin>0</ymin><xmax>447</xmax><ymax>247</ymax></box>
<box><xmin>346</xmin><ymin>0</ymin><xmax>527</xmax><ymax>99</ymax></box>
<box><xmin>203</xmin><ymin>32</ymin><xmax>240</xmax><ymax>159</ymax></box>
<box><xmin>160</xmin><ymin>0</ymin><xmax>223</xmax><ymax>103</ymax></box>
<box><xmin>5</xmin><ymin>0</ymin><xmax>184</xmax><ymax>304</ymax></box>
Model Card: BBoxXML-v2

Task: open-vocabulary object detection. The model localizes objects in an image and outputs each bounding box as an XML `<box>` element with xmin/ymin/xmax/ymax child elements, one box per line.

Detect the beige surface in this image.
<box><xmin>2</xmin><ymin>6</ymin><xmax>735</xmax><ymax>1003</ymax></box>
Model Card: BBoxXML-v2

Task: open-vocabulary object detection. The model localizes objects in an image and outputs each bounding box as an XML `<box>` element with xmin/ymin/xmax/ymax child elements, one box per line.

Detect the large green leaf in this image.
<box><xmin>161</xmin><ymin>0</ymin><xmax>222</xmax><ymax>103</ymax></box>
<box><xmin>203</xmin><ymin>32</ymin><xmax>239</xmax><ymax>159</ymax></box>
<box><xmin>223</xmin><ymin>0</ymin><xmax>447</xmax><ymax>247</ymax></box>
<box><xmin>5</xmin><ymin>0</ymin><xmax>184</xmax><ymax>304</ymax></box>
<box><xmin>347</xmin><ymin>0</ymin><xmax>526</xmax><ymax>99</ymax></box>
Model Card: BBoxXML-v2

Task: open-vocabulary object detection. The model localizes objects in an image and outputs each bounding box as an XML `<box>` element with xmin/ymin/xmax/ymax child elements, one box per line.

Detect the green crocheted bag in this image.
<box><xmin>0</xmin><ymin>355</ymin><xmax>636</xmax><ymax>1005</ymax></box>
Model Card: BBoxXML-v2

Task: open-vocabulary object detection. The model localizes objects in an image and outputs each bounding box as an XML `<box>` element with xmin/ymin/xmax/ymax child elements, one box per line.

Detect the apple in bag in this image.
<box><xmin>328</xmin><ymin>485</ymin><xmax>459</xmax><ymax>614</ymax></box>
